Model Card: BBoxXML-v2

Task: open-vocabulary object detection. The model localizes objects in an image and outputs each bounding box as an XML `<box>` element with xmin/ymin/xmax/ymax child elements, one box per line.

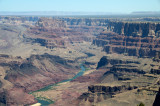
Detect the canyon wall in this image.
<box><xmin>26</xmin><ymin>18</ymin><xmax>108</xmax><ymax>48</ymax></box>
<box><xmin>78</xmin><ymin>84</ymin><xmax>137</xmax><ymax>105</ymax></box>
<box><xmin>1</xmin><ymin>16</ymin><xmax>160</xmax><ymax>105</ymax></box>
<box><xmin>0</xmin><ymin>54</ymin><xmax>78</xmax><ymax>105</ymax></box>
<box><xmin>76</xmin><ymin>53</ymin><xmax>159</xmax><ymax>105</ymax></box>
<box><xmin>93</xmin><ymin>22</ymin><xmax>160</xmax><ymax>58</ymax></box>
<box><xmin>90</xmin><ymin>21</ymin><xmax>160</xmax><ymax>105</ymax></box>
<box><xmin>62</xmin><ymin>18</ymin><xmax>110</xmax><ymax>26</ymax></box>
<box><xmin>108</xmin><ymin>21</ymin><xmax>160</xmax><ymax>37</ymax></box>
<box><xmin>0</xmin><ymin>16</ymin><xmax>39</xmax><ymax>26</ymax></box>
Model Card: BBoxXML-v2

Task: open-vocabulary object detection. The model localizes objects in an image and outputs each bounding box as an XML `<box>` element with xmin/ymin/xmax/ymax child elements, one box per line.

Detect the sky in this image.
<box><xmin>0</xmin><ymin>0</ymin><xmax>160</xmax><ymax>13</ymax></box>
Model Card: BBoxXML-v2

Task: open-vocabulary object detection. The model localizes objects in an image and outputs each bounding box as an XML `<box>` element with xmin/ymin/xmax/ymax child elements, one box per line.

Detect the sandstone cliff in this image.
<box><xmin>77</xmin><ymin>84</ymin><xmax>137</xmax><ymax>105</ymax></box>
<box><xmin>93</xmin><ymin>22</ymin><xmax>160</xmax><ymax>58</ymax></box>
<box><xmin>26</xmin><ymin>17</ymin><xmax>107</xmax><ymax>49</ymax></box>
<box><xmin>108</xmin><ymin>21</ymin><xmax>160</xmax><ymax>37</ymax></box>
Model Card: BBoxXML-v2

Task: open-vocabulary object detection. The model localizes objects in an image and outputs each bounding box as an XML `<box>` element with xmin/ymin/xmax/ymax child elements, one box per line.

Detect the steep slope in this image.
<box><xmin>1</xmin><ymin>16</ymin><xmax>160</xmax><ymax>106</ymax></box>
<box><xmin>153</xmin><ymin>88</ymin><xmax>160</xmax><ymax>106</ymax></box>
<box><xmin>0</xmin><ymin>54</ymin><xmax>79</xmax><ymax>105</ymax></box>
<box><xmin>84</xmin><ymin>21</ymin><xmax>160</xmax><ymax>105</ymax></box>
<box><xmin>93</xmin><ymin>22</ymin><xmax>160</xmax><ymax>57</ymax></box>
<box><xmin>26</xmin><ymin>17</ymin><xmax>106</xmax><ymax>49</ymax></box>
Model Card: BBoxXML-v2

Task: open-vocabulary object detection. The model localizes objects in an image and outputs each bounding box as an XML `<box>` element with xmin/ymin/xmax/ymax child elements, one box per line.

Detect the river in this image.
<box><xmin>34</xmin><ymin>64</ymin><xmax>86</xmax><ymax>105</ymax></box>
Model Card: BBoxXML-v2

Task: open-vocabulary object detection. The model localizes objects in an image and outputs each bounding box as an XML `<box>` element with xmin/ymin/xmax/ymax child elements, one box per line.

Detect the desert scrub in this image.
<box><xmin>137</xmin><ymin>102</ymin><xmax>145</xmax><ymax>106</ymax></box>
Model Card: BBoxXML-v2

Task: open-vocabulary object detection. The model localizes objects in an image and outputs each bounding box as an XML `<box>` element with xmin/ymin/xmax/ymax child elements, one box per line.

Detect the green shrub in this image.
<box><xmin>137</xmin><ymin>102</ymin><xmax>145</xmax><ymax>106</ymax></box>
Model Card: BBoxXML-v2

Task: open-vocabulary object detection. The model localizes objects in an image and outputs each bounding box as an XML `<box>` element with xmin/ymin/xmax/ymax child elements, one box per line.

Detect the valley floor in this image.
<box><xmin>31</xmin><ymin>42</ymin><xmax>159</xmax><ymax>106</ymax></box>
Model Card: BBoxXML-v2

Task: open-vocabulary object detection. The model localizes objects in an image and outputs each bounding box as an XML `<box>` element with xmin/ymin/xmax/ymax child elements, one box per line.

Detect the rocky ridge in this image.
<box><xmin>0</xmin><ymin>54</ymin><xmax>78</xmax><ymax>105</ymax></box>
<box><xmin>93</xmin><ymin>22</ymin><xmax>160</xmax><ymax>58</ymax></box>
<box><xmin>88</xmin><ymin>20</ymin><xmax>160</xmax><ymax>105</ymax></box>
<box><xmin>78</xmin><ymin>84</ymin><xmax>137</xmax><ymax>106</ymax></box>
<box><xmin>25</xmin><ymin>17</ymin><xmax>106</xmax><ymax>49</ymax></box>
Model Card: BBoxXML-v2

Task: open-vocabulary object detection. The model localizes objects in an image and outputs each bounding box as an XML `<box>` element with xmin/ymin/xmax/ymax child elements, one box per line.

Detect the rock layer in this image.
<box><xmin>93</xmin><ymin>22</ymin><xmax>160</xmax><ymax>58</ymax></box>
<box><xmin>26</xmin><ymin>18</ymin><xmax>106</xmax><ymax>49</ymax></box>
<box><xmin>77</xmin><ymin>84</ymin><xmax>137</xmax><ymax>105</ymax></box>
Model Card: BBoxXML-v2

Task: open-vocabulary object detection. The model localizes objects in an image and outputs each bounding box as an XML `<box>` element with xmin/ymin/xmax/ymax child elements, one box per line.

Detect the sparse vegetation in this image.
<box><xmin>137</xmin><ymin>102</ymin><xmax>145</xmax><ymax>106</ymax></box>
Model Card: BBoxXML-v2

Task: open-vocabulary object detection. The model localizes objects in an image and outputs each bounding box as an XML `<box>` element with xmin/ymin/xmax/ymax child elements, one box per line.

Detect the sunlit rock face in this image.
<box><xmin>93</xmin><ymin>22</ymin><xmax>160</xmax><ymax>58</ymax></box>
<box><xmin>26</xmin><ymin>18</ymin><xmax>107</xmax><ymax>49</ymax></box>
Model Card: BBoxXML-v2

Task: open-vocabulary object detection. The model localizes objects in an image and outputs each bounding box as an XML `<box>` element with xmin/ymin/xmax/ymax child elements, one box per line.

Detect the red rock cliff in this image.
<box><xmin>93</xmin><ymin>22</ymin><xmax>160</xmax><ymax>57</ymax></box>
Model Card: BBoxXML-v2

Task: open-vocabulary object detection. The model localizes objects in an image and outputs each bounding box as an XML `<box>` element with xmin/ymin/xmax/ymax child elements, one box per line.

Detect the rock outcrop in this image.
<box><xmin>26</xmin><ymin>17</ymin><xmax>106</xmax><ymax>49</ymax></box>
<box><xmin>96</xmin><ymin>56</ymin><xmax>140</xmax><ymax>69</ymax></box>
<box><xmin>93</xmin><ymin>22</ymin><xmax>160</xmax><ymax>58</ymax></box>
<box><xmin>151</xmin><ymin>68</ymin><xmax>160</xmax><ymax>74</ymax></box>
<box><xmin>107</xmin><ymin>22</ymin><xmax>160</xmax><ymax>37</ymax></box>
<box><xmin>153</xmin><ymin>88</ymin><xmax>160</xmax><ymax>106</ymax></box>
<box><xmin>77</xmin><ymin>84</ymin><xmax>137</xmax><ymax>105</ymax></box>
<box><xmin>62</xmin><ymin>18</ymin><xmax>110</xmax><ymax>26</ymax></box>
<box><xmin>0</xmin><ymin>16</ymin><xmax>39</xmax><ymax>26</ymax></box>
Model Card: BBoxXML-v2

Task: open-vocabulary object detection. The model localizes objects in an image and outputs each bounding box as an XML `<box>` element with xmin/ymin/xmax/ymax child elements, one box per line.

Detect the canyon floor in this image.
<box><xmin>31</xmin><ymin>42</ymin><xmax>160</xmax><ymax>106</ymax></box>
<box><xmin>31</xmin><ymin>41</ymin><xmax>107</xmax><ymax>106</ymax></box>
<box><xmin>32</xmin><ymin>51</ymin><xmax>160</xmax><ymax>106</ymax></box>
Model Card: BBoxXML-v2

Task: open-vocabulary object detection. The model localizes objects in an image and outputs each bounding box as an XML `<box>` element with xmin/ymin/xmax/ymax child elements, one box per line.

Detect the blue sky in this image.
<box><xmin>0</xmin><ymin>0</ymin><xmax>160</xmax><ymax>13</ymax></box>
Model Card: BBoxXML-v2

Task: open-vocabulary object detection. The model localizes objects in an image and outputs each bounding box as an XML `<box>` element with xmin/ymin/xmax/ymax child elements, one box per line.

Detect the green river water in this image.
<box><xmin>33</xmin><ymin>65</ymin><xmax>86</xmax><ymax>106</ymax></box>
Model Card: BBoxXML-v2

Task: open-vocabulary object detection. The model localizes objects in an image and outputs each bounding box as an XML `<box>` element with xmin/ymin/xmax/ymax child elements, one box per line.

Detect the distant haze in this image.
<box><xmin>0</xmin><ymin>11</ymin><xmax>160</xmax><ymax>17</ymax></box>
<box><xmin>0</xmin><ymin>11</ymin><xmax>122</xmax><ymax>16</ymax></box>
<box><xmin>0</xmin><ymin>0</ymin><xmax>160</xmax><ymax>14</ymax></box>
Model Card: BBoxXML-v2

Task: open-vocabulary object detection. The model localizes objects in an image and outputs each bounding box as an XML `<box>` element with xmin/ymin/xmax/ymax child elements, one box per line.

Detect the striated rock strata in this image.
<box><xmin>93</xmin><ymin>21</ymin><xmax>160</xmax><ymax>58</ymax></box>
<box><xmin>26</xmin><ymin>18</ymin><xmax>106</xmax><ymax>49</ymax></box>
<box><xmin>77</xmin><ymin>84</ymin><xmax>137</xmax><ymax>105</ymax></box>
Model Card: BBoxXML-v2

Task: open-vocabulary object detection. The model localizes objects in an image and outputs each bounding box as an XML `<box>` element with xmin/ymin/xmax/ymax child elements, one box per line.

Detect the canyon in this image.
<box><xmin>0</xmin><ymin>16</ymin><xmax>160</xmax><ymax>106</ymax></box>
